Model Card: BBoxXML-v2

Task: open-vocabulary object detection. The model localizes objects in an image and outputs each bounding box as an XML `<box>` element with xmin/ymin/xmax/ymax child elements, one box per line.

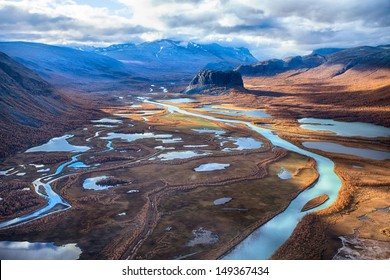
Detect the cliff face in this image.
<box><xmin>183</xmin><ymin>69</ymin><xmax>244</xmax><ymax>94</ymax></box>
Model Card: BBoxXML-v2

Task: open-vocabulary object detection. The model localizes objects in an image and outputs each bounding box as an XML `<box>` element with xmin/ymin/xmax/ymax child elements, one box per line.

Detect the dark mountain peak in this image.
<box><xmin>183</xmin><ymin>69</ymin><xmax>244</xmax><ymax>94</ymax></box>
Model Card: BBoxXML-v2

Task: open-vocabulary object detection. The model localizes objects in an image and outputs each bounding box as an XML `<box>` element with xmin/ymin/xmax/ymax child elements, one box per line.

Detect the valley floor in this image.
<box><xmin>0</xmin><ymin>82</ymin><xmax>389</xmax><ymax>260</ymax></box>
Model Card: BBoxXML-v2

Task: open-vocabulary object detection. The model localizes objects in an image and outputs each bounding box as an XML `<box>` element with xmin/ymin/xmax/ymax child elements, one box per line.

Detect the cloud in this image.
<box><xmin>0</xmin><ymin>5</ymin><xmax>76</xmax><ymax>31</ymax></box>
<box><xmin>0</xmin><ymin>0</ymin><xmax>389</xmax><ymax>59</ymax></box>
<box><xmin>0</xmin><ymin>0</ymin><xmax>150</xmax><ymax>45</ymax></box>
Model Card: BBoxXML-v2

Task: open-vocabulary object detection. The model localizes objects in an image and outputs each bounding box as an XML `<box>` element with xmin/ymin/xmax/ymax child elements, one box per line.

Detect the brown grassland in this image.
<box><xmin>0</xmin><ymin>64</ymin><xmax>389</xmax><ymax>260</ymax></box>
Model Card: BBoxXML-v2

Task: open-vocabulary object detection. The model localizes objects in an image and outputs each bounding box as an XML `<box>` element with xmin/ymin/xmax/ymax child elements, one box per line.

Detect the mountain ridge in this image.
<box><xmin>235</xmin><ymin>45</ymin><xmax>390</xmax><ymax>78</ymax></box>
<box><xmin>91</xmin><ymin>39</ymin><xmax>258</xmax><ymax>77</ymax></box>
<box><xmin>0</xmin><ymin>41</ymin><xmax>134</xmax><ymax>90</ymax></box>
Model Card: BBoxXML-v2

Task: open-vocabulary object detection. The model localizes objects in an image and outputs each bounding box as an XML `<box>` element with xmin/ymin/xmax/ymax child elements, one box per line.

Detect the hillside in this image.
<box><xmin>0</xmin><ymin>51</ymin><xmax>103</xmax><ymax>158</ymax></box>
<box><xmin>0</xmin><ymin>42</ymin><xmax>140</xmax><ymax>91</ymax></box>
<box><xmin>236</xmin><ymin>46</ymin><xmax>390</xmax><ymax>126</ymax></box>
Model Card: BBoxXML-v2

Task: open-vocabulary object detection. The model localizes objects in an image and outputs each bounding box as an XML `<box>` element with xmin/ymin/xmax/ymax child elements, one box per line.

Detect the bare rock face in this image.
<box><xmin>183</xmin><ymin>69</ymin><xmax>244</xmax><ymax>94</ymax></box>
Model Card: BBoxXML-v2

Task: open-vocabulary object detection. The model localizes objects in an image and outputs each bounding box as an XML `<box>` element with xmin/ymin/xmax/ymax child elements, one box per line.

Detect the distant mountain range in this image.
<box><xmin>0</xmin><ymin>42</ymin><xmax>135</xmax><ymax>90</ymax></box>
<box><xmin>92</xmin><ymin>39</ymin><xmax>257</xmax><ymax>75</ymax></box>
<box><xmin>0</xmin><ymin>40</ymin><xmax>257</xmax><ymax>89</ymax></box>
<box><xmin>236</xmin><ymin>45</ymin><xmax>390</xmax><ymax>77</ymax></box>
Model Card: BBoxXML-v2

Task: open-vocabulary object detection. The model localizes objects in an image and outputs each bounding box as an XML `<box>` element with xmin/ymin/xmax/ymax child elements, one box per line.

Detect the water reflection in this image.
<box><xmin>194</xmin><ymin>163</ymin><xmax>230</xmax><ymax>172</ymax></box>
<box><xmin>299</xmin><ymin>118</ymin><xmax>390</xmax><ymax>138</ymax></box>
<box><xmin>25</xmin><ymin>135</ymin><xmax>90</xmax><ymax>153</ymax></box>
<box><xmin>302</xmin><ymin>141</ymin><xmax>390</xmax><ymax>160</ymax></box>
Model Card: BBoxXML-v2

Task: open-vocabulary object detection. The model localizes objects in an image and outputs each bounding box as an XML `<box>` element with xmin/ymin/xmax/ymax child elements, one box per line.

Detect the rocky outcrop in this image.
<box><xmin>183</xmin><ymin>69</ymin><xmax>244</xmax><ymax>94</ymax></box>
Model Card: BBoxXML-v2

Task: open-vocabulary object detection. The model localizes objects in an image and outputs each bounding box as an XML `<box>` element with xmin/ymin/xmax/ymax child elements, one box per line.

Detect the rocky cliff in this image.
<box><xmin>183</xmin><ymin>69</ymin><xmax>244</xmax><ymax>94</ymax></box>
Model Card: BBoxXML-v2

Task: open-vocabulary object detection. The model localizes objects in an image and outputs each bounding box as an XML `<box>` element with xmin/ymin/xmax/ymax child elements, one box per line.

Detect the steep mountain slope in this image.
<box><xmin>312</xmin><ymin>46</ymin><xmax>390</xmax><ymax>77</ymax></box>
<box><xmin>93</xmin><ymin>39</ymin><xmax>258</xmax><ymax>77</ymax></box>
<box><xmin>0</xmin><ymin>51</ymin><xmax>66</xmax><ymax>126</ymax></box>
<box><xmin>0</xmin><ymin>51</ymin><xmax>101</xmax><ymax>158</ymax></box>
<box><xmin>0</xmin><ymin>42</ymin><xmax>135</xmax><ymax>90</ymax></box>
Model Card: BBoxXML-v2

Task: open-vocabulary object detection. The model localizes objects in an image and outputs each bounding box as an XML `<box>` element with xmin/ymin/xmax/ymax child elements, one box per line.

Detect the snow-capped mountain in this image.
<box><xmin>92</xmin><ymin>39</ymin><xmax>258</xmax><ymax>77</ymax></box>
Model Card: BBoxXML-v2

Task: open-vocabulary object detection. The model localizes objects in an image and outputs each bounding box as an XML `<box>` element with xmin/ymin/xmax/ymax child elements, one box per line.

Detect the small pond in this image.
<box><xmin>25</xmin><ymin>135</ymin><xmax>90</xmax><ymax>153</ymax></box>
<box><xmin>83</xmin><ymin>176</ymin><xmax>113</xmax><ymax>190</ymax></box>
<box><xmin>194</xmin><ymin>163</ymin><xmax>230</xmax><ymax>172</ymax></box>
<box><xmin>298</xmin><ymin>118</ymin><xmax>390</xmax><ymax>138</ymax></box>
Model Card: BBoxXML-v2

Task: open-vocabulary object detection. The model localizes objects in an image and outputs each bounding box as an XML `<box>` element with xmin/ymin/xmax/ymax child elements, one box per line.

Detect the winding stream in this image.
<box><xmin>147</xmin><ymin>99</ymin><xmax>342</xmax><ymax>260</ymax></box>
<box><xmin>0</xmin><ymin>155</ymin><xmax>80</xmax><ymax>229</ymax></box>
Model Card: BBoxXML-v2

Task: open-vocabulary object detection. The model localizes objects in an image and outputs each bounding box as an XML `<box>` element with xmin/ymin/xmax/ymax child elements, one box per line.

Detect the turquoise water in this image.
<box><xmin>106</xmin><ymin>140</ymin><xmax>113</xmax><ymax>151</ymax></box>
<box><xmin>298</xmin><ymin>118</ymin><xmax>390</xmax><ymax>138</ymax></box>
<box><xmin>302</xmin><ymin>141</ymin><xmax>390</xmax><ymax>160</ymax></box>
<box><xmin>147</xmin><ymin>99</ymin><xmax>342</xmax><ymax>260</ymax></box>
<box><xmin>68</xmin><ymin>162</ymin><xmax>90</xmax><ymax>169</ymax></box>
<box><xmin>0</xmin><ymin>241</ymin><xmax>81</xmax><ymax>260</ymax></box>
<box><xmin>25</xmin><ymin>135</ymin><xmax>90</xmax><ymax>153</ymax></box>
<box><xmin>194</xmin><ymin>163</ymin><xmax>230</xmax><ymax>172</ymax></box>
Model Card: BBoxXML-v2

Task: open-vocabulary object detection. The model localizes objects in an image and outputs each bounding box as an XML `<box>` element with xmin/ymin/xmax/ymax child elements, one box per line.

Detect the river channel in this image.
<box><xmin>147</xmin><ymin>99</ymin><xmax>342</xmax><ymax>260</ymax></box>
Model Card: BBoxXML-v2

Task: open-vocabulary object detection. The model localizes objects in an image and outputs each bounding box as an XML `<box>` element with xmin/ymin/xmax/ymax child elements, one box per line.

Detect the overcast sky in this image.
<box><xmin>0</xmin><ymin>0</ymin><xmax>389</xmax><ymax>59</ymax></box>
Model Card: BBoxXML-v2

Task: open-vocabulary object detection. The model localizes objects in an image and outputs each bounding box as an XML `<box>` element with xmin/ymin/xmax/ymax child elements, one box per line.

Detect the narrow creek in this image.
<box><xmin>0</xmin><ymin>155</ymin><xmax>80</xmax><ymax>229</ymax></box>
<box><xmin>146</xmin><ymin>99</ymin><xmax>342</xmax><ymax>260</ymax></box>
